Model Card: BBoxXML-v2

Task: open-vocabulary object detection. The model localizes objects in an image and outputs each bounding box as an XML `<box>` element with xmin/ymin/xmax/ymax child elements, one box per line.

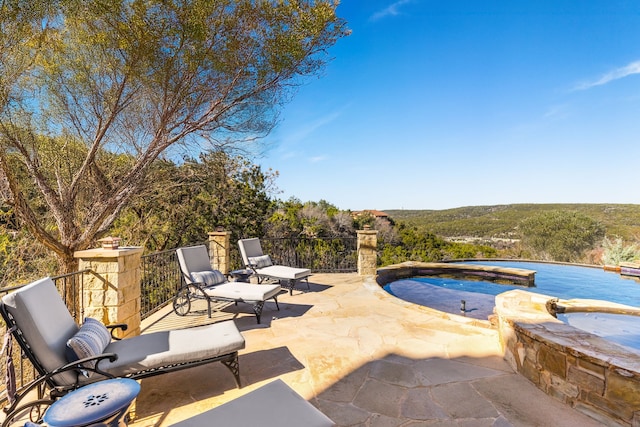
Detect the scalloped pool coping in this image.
<box><xmin>376</xmin><ymin>261</ymin><xmax>536</xmax><ymax>287</ymax></box>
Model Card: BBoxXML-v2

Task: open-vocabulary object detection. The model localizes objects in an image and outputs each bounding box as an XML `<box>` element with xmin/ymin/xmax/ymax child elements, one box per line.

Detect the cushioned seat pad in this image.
<box><xmin>256</xmin><ymin>265</ymin><xmax>311</xmax><ymax>280</ymax></box>
<box><xmin>205</xmin><ymin>283</ymin><xmax>281</xmax><ymax>301</ymax></box>
<box><xmin>169</xmin><ymin>379</ymin><xmax>334</xmax><ymax>426</ymax></box>
<box><xmin>100</xmin><ymin>321</ymin><xmax>245</xmax><ymax>377</ymax></box>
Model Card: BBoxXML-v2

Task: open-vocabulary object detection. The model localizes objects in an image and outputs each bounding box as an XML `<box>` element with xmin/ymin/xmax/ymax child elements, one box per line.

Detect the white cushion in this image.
<box><xmin>204</xmin><ymin>282</ymin><xmax>281</xmax><ymax>302</ymax></box>
<box><xmin>100</xmin><ymin>321</ymin><xmax>245</xmax><ymax>377</ymax></box>
<box><xmin>248</xmin><ymin>255</ymin><xmax>273</xmax><ymax>268</ymax></box>
<box><xmin>67</xmin><ymin>318</ymin><xmax>111</xmax><ymax>376</ymax></box>
<box><xmin>169</xmin><ymin>379</ymin><xmax>334</xmax><ymax>426</ymax></box>
<box><xmin>257</xmin><ymin>265</ymin><xmax>311</xmax><ymax>280</ymax></box>
<box><xmin>191</xmin><ymin>270</ymin><xmax>226</xmax><ymax>286</ymax></box>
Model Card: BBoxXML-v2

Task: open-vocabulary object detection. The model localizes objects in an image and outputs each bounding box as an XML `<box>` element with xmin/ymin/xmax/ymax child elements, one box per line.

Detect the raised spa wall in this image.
<box><xmin>495</xmin><ymin>290</ymin><xmax>640</xmax><ymax>427</ymax></box>
<box><xmin>377</xmin><ymin>262</ymin><xmax>640</xmax><ymax>427</ymax></box>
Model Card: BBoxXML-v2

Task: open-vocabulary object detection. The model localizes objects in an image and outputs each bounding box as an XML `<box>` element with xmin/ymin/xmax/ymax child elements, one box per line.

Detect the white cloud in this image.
<box><xmin>309</xmin><ymin>155</ymin><xmax>328</xmax><ymax>163</ymax></box>
<box><xmin>286</xmin><ymin>109</ymin><xmax>343</xmax><ymax>144</ymax></box>
<box><xmin>543</xmin><ymin>104</ymin><xmax>570</xmax><ymax>120</ymax></box>
<box><xmin>574</xmin><ymin>60</ymin><xmax>640</xmax><ymax>91</ymax></box>
<box><xmin>370</xmin><ymin>0</ymin><xmax>412</xmax><ymax>22</ymax></box>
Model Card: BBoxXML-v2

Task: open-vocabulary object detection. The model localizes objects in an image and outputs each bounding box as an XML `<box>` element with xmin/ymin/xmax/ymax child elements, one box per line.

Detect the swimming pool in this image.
<box><xmin>383</xmin><ymin>261</ymin><xmax>640</xmax><ymax>320</ymax></box>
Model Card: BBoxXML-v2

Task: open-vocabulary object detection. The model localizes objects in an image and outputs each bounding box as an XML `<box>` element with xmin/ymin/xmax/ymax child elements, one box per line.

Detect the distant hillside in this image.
<box><xmin>386</xmin><ymin>204</ymin><xmax>640</xmax><ymax>241</ymax></box>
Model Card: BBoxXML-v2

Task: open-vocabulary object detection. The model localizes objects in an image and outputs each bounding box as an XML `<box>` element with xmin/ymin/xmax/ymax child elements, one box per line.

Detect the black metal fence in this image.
<box><xmin>140</xmin><ymin>249</ymin><xmax>182</xmax><ymax>319</ymax></box>
<box><xmin>259</xmin><ymin>237</ymin><xmax>358</xmax><ymax>273</ymax></box>
<box><xmin>139</xmin><ymin>236</ymin><xmax>359</xmax><ymax>319</ymax></box>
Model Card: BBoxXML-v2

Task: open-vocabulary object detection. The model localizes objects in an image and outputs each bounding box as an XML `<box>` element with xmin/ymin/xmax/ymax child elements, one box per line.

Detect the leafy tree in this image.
<box><xmin>601</xmin><ymin>236</ymin><xmax>640</xmax><ymax>266</ymax></box>
<box><xmin>0</xmin><ymin>0</ymin><xmax>347</xmax><ymax>273</ymax></box>
<box><xmin>111</xmin><ymin>151</ymin><xmax>276</xmax><ymax>251</ymax></box>
<box><xmin>519</xmin><ymin>210</ymin><xmax>605</xmax><ymax>262</ymax></box>
<box><xmin>443</xmin><ymin>242</ymin><xmax>498</xmax><ymax>259</ymax></box>
<box><xmin>264</xmin><ymin>198</ymin><xmax>353</xmax><ymax>239</ymax></box>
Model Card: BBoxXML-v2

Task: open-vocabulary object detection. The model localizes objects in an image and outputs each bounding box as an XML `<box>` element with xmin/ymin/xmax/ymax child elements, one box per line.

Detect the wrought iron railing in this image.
<box><xmin>139</xmin><ymin>248</ymin><xmax>182</xmax><ymax>319</ymax></box>
<box><xmin>258</xmin><ymin>237</ymin><xmax>358</xmax><ymax>273</ymax></box>
<box><xmin>140</xmin><ymin>236</ymin><xmax>359</xmax><ymax>319</ymax></box>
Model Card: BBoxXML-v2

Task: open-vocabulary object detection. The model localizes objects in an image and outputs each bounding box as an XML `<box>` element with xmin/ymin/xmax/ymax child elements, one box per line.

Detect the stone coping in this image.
<box><xmin>74</xmin><ymin>246</ymin><xmax>144</xmax><ymax>258</ymax></box>
<box><xmin>376</xmin><ymin>261</ymin><xmax>536</xmax><ymax>287</ymax></box>
<box><xmin>495</xmin><ymin>289</ymin><xmax>640</xmax><ymax>371</ymax></box>
<box><xmin>495</xmin><ymin>289</ymin><xmax>640</xmax><ymax>425</ymax></box>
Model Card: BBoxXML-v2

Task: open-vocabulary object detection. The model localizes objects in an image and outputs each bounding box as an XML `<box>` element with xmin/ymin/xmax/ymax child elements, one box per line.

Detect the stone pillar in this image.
<box><xmin>209</xmin><ymin>229</ymin><xmax>232</xmax><ymax>274</ymax></box>
<box><xmin>357</xmin><ymin>227</ymin><xmax>378</xmax><ymax>276</ymax></box>
<box><xmin>74</xmin><ymin>246</ymin><xmax>144</xmax><ymax>338</ymax></box>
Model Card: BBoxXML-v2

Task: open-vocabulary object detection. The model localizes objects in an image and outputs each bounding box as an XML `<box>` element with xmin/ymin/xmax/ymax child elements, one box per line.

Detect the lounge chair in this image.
<box><xmin>238</xmin><ymin>238</ymin><xmax>312</xmax><ymax>296</ymax></box>
<box><xmin>169</xmin><ymin>379</ymin><xmax>334</xmax><ymax>426</ymax></box>
<box><xmin>0</xmin><ymin>277</ymin><xmax>245</xmax><ymax>426</ymax></box>
<box><xmin>175</xmin><ymin>245</ymin><xmax>281</xmax><ymax>324</ymax></box>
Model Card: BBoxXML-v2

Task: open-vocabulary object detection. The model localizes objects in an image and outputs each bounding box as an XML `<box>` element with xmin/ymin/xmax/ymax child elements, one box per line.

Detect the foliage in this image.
<box><xmin>376</xmin><ymin>223</ymin><xmax>498</xmax><ymax>266</ymax></box>
<box><xmin>387</xmin><ymin>204</ymin><xmax>640</xmax><ymax>241</ymax></box>
<box><xmin>111</xmin><ymin>151</ymin><xmax>276</xmax><ymax>251</ymax></box>
<box><xmin>0</xmin><ymin>227</ymin><xmax>57</xmax><ymax>287</ymax></box>
<box><xmin>601</xmin><ymin>236</ymin><xmax>640</xmax><ymax>266</ymax></box>
<box><xmin>518</xmin><ymin>210</ymin><xmax>605</xmax><ymax>262</ymax></box>
<box><xmin>0</xmin><ymin>0</ymin><xmax>347</xmax><ymax>272</ymax></box>
<box><xmin>264</xmin><ymin>198</ymin><xmax>354</xmax><ymax>239</ymax></box>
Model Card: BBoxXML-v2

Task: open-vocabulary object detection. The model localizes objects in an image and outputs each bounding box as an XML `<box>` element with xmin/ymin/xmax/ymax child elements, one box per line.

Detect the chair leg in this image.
<box><xmin>273</xmin><ymin>296</ymin><xmax>280</xmax><ymax>311</ymax></box>
<box><xmin>221</xmin><ymin>353</ymin><xmax>241</xmax><ymax>388</ymax></box>
<box><xmin>252</xmin><ymin>301</ymin><xmax>264</xmax><ymax>324</ymax></box>
<box><xmin>287</xmin><ymin>280</ymin><xmax>295</xmax><ymax>296</ymax></box>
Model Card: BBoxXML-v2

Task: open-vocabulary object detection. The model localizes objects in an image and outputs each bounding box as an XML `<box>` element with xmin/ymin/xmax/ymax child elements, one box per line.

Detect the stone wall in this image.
<box><xmin>495</xmin><ymin>290</ymin><xmax>640</xmax><ymax>426</ymax></box>
<box><xmin>75</xmin><ymin>246</ymin><xmax>143</xmax><ymax>338</ymax></box>
<box><xmin>357</xmin><ymin>228</ymin><xmax>378</xmax><ymax>276</ymax></box>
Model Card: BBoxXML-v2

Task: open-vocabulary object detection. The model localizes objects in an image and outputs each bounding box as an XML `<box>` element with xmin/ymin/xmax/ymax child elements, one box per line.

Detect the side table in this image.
<box><xmin>42</xmin><ymin>378</ymin><xmax>140</xmax><ymax>427</ymax></box>
<box><xmin>229</xmin><ymin>269</ymin><xmax>253</xmax><ymax>283</ymax></box>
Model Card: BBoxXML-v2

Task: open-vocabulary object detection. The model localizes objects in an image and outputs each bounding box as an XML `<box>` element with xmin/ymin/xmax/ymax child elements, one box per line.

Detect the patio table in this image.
<box><xmin>41</xmin><ymin>378</ymin><xmax>140</xmax><ymax>427</ymax></box>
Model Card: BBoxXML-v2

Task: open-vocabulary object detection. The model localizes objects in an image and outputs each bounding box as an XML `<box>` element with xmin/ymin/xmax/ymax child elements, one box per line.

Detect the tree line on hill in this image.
<box><xmin>6</xmin><ymin>148</ymin><xmax>638</xmax><ymax>288</ymax></box>
<box><xmin>1</xmin><ymin>149</ymin><xmax>500</xmax><ymax>287</ymax></box>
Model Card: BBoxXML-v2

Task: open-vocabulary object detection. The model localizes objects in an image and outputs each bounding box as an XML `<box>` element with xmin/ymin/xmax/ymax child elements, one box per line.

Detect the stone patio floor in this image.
<box><xmin>130</xmin><ymin>273</ymin><xmax>603</xmax><ymax>427</ymax></box>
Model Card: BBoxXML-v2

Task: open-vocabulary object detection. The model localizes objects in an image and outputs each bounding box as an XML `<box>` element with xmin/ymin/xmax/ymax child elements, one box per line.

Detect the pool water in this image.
<box><xmin>557</xmin><ymin>312</ymin><xmax>640</xmax><ymax>351</ymax></box>
<box><xmin>384</xmin><ymin>261</ymin><xmax>640</xmax><ymax>320</ymax></box>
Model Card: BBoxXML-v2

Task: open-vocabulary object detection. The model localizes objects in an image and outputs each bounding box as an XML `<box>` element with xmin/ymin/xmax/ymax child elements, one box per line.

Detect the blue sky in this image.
<box><xmin>259</xmin><ymin>1</ymin><xmax>640</xmax><ymax>211</ymax></box>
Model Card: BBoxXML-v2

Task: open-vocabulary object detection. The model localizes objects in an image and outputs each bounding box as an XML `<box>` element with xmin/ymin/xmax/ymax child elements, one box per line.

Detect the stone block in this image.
<box><xmin>85</xmin><ymin>290</ymin><xmax>106</xmax><ymax>307</ymax></box>
<box><xmin>605</xmin><ymin>368</ymin><xmax>640</xmax><ymax>408</ymax></box>
<box><xmin>83</xmin><ymin>307</ymin><xmax>104</xmax><ymax>321</ymax></box>
<box><xmin>577</xmin><ymin>358</ymin><xmax>605</xmax><ymax>380</ymax></box>
<box><xmin>103</xmin><ymin>287</ymin><xmax>123</xmax><ymax>307</ymax></box>
<box><xmin>538</xmin><ymin>344</ymin><xmax>566</xmax><ymax>379</ymax></box>
<box><xmin>585</xmin><ymin>389</ymin><xmax>634</xmax><ymax>423</ymax></box>
<box><xmin>568</xmin><ymin>364</ymin><xmax>605</xmax><ymax>395</ymax></box>
<box><xmin>550</xmin><ymin>373</ymin><xmax>579</xmax><ymax>398</ymax></box>
<box><xmin>573</xmin><ymin>402</ymin><xmax>628</xmax><ymax>427</ymax></box>
<box><xmin>521</xmin><ymin>357</ymin><xmax>540</xmax><ymax>385</ymax></box>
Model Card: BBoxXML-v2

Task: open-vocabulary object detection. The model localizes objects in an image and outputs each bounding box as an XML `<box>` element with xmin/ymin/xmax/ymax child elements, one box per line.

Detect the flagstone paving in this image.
<box><xmin>131</xmin><ymin>273</ymin><xmax>604</xmax><ymax>427</ymax></box>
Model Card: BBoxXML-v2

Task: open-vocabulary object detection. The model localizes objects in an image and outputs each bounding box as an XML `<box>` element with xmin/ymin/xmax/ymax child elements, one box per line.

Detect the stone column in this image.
<box><xmin>357</xmin><ymin>227</ymin><xmax>378</xmax><ymax>276</ymax></box>
<box><xmin>74</xmin><ymin>246</ymin><xmax>144</xmax><ymax>338</ymax></box>
<box><xmin>209</xmin><ymin>229</ymin><xmax>232</xmax><ymax>274</ymax></box>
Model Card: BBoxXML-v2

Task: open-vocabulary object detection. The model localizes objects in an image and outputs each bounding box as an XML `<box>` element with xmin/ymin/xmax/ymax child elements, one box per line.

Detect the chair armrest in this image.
<box><xmin>107</xmin><ymin>323</ymin><xmax>128</xmax><ymax>340</ymax></box>
<box><xmin>189</xmin><ymin>281</ymin><xmax>214</xmax><ymax>292</ymax></box>
<box><xmin>44</xmin><ymin>353</ymin><xmax>119</xmax><ymax>389</ymax></box>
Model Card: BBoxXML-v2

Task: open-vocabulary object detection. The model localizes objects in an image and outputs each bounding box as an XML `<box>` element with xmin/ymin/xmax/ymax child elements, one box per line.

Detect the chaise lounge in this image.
<box><xmin>174</xmin><ymin>245</ymin><xmax>281</xmax><ymax>324</ymax></box>
<box><xmin>0</xmin><ymin>277</ymin><xmax>246</xmax><ymax>426</ymax></box>
<box><xmin>238</xmin><ymin>238</ymin><xmax>312</xmax><ymax>296</ymax></box>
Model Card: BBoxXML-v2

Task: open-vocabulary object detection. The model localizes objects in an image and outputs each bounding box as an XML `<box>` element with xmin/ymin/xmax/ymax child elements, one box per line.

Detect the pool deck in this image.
<box><xmin>131</xmin><ymin>273</ymin><xmax>603</xmax><ymax>427</ymax></box>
